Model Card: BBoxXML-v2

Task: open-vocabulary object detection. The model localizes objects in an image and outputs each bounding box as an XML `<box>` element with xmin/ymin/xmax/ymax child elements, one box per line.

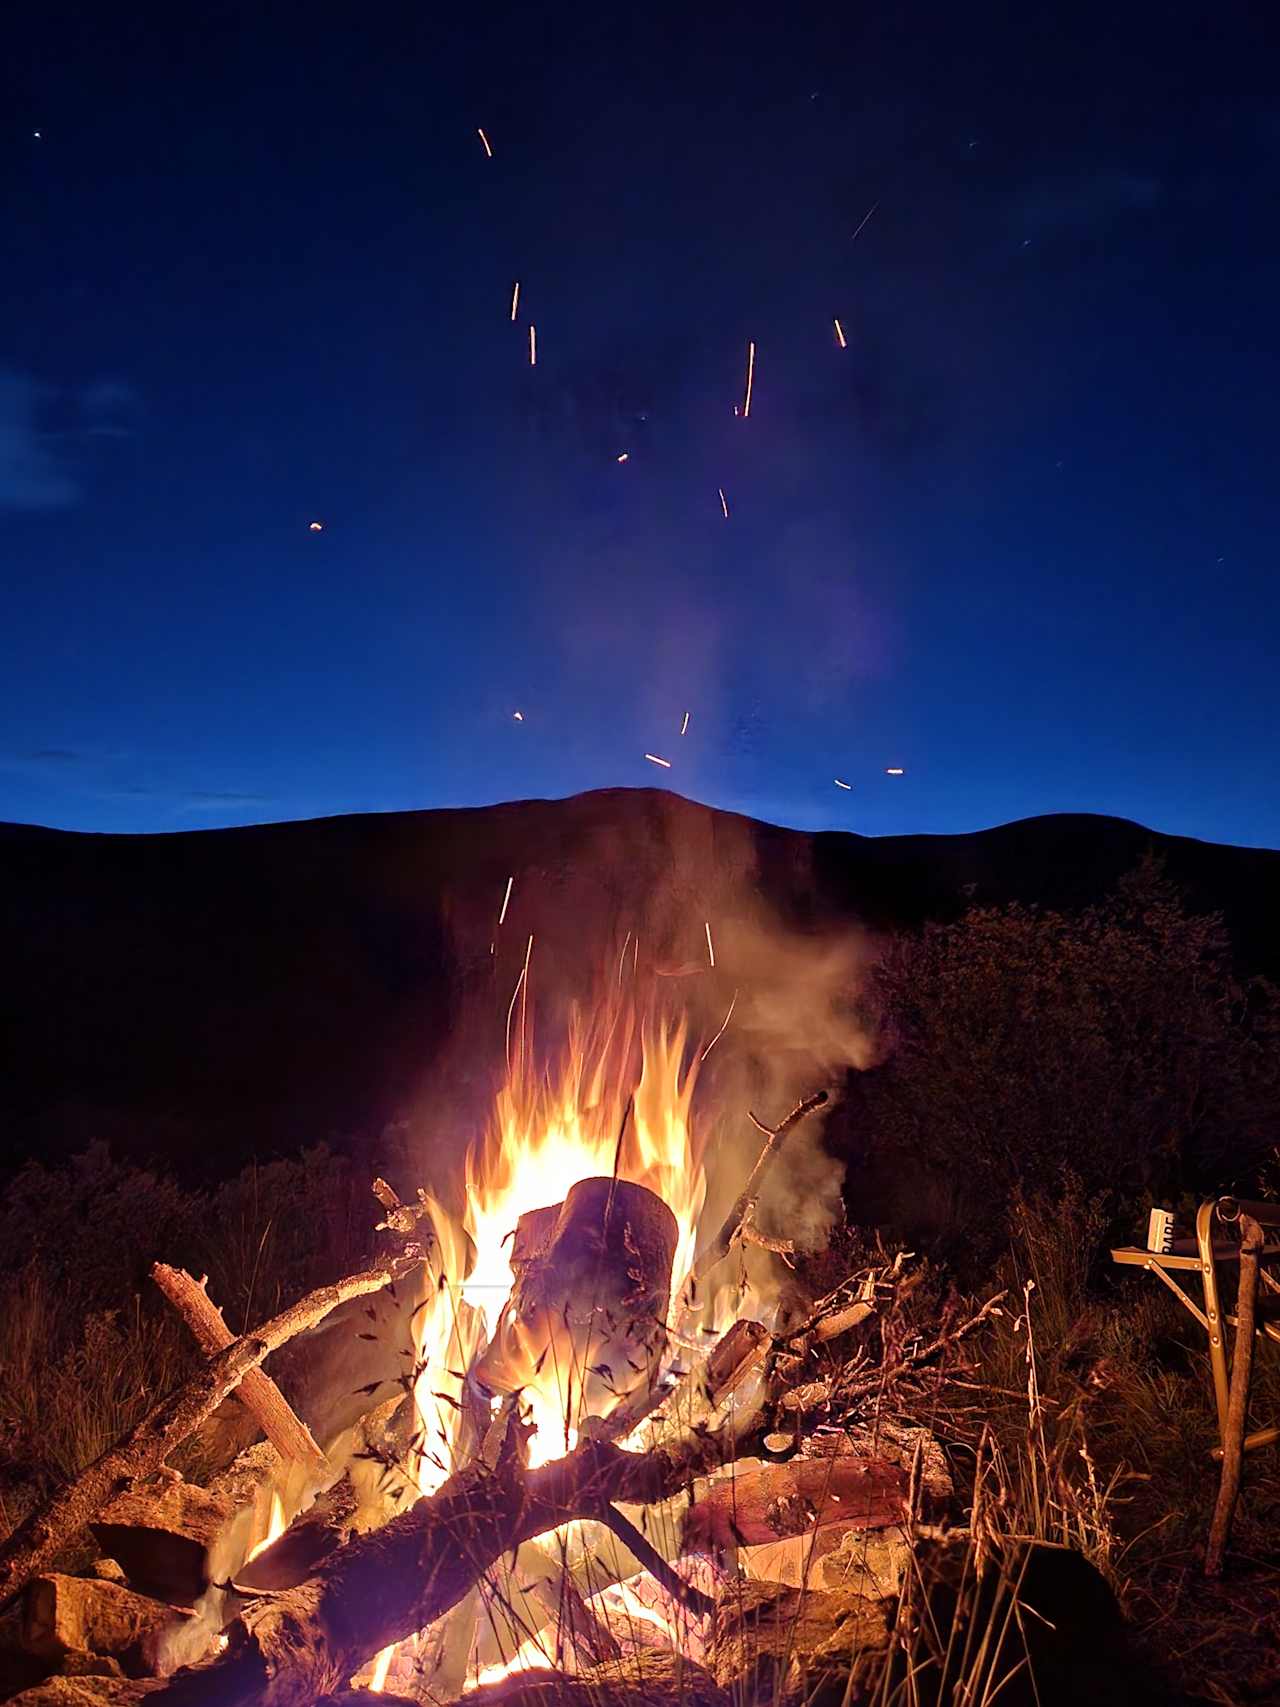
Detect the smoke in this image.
<box><xmin>687</xmin><ymin>917</ymin><xmax>877</xmax><ymax>1269</ymax></box>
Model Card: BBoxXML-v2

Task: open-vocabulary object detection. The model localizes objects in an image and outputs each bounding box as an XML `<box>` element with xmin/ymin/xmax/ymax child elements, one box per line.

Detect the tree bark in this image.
<box><xmin>152</xmin><ymin>1265</ymin><xmax>330</xmax><ymax>1483</ymax></box>
<box><xmin>0</xmin><ymin>1251</ymin><xmax>422</xmax><ymax>1610</ymax></box>
<box><xmin>1205</xmin><ymin>1212</ymin><xmax>1264</xmax><ymax>1578</ymax></box>
<box><xmin>151</xmin><ymin>1434</ymin><xmax>735</xmax><ymax>1707</ymax></box>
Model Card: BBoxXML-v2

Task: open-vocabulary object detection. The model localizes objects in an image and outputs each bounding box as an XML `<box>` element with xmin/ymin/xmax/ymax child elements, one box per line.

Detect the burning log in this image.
<box><xmin>143</xmin><ymin>1423</ymin><xmax>741</xmax><ymax>1707</ymax></box>
<box><xmin>0</xmin><ymin>1251</ymin><xmax>423</xmax><ymax>1611</ymax></box>
<box><xmin>150</xmin><ymin>1267</ymin><xmax>329</xmax><ymax>1484</ymax></box>
<box><xmin>473</xmin><ymin>1178</ymin><xmax>679</xmax><ymax>1423</ymax></box>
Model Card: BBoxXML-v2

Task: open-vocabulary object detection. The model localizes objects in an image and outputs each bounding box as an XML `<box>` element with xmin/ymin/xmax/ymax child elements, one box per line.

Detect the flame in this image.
<box><xmin>244</xmin><ymin>1491</ymin><xmax>286</xmax><ymax>1565</ymax></box>
<box><xmin>461</xmin><ymin>996</ymin><xmax>706</xmax><ymax>1464</ymax></box>
<box><xmin>373</xmin><ymin>977</ymin><xmax>719</xmax><ymax>1686</ymax></box>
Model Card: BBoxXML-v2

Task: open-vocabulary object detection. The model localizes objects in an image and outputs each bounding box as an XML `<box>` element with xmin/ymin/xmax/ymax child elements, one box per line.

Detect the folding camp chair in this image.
<box><xmin>1111</xmin><ymin>1197</ymin><xmax>1280</xmax><ymax>1459</ymax></box>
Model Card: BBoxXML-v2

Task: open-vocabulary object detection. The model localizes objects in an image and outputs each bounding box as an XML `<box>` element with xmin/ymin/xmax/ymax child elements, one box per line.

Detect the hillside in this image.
<box><xmin>2</xmin><ymin>788</ymin><xmax>1277</xmax><ymax>1176</ymax></box>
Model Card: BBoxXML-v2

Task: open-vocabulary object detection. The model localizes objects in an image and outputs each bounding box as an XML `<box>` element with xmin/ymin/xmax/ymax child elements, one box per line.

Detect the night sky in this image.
<box><xmin>4</xmin><ymin>3</ymin><xmax>1278</xmax><ymax>846</ymax></box>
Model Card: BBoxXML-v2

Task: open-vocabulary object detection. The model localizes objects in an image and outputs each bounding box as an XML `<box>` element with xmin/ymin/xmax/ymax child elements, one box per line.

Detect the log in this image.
<box><xmin>473</xmin><ymin>1178</ymin><xmax>678</xmax><ymax>1423</ymax></box>
<box><xmin>150</xmin><ymin>1267</ymin><xmax>329</xmax><ymax>1483</ymax></box>
<box><xmin>147</xmin><ymin>1429</ymin><xmax>739</xmax><ymax>1707</ymax></box>
<box><xmin>0</xmin><ymin>1252</ymin><xmax>423</xmax><ymax>1611</ymax></box>
<box><xmin>681</xmin><ymin>1457</ymin><xmax>911</xmax><ymax>1554</ymax></box>
<box><xmin>1205</xmin><ymin>1211</ymin><xmax>1265</xmax><ymax>1577</ymax></box>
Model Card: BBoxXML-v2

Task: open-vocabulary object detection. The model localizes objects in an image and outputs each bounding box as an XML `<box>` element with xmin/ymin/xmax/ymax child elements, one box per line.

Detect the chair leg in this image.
<box><xmin>1205</xmin><ymin>1214</ymin><xmax>1264</xmax><ymax>1577</ymax></box>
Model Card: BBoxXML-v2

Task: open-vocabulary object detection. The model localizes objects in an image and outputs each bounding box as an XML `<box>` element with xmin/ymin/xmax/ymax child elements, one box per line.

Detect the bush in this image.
<box><xmin>856</xmin><ymin>857</ymin><xmax>1280</xmax><ymax>1257</ymax></box>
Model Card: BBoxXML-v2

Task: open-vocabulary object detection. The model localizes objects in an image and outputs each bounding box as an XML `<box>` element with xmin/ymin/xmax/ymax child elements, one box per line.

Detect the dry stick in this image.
<box><xmin>152</xmin><ymin>1264</ymin><xmax>330</xmax><ymax>1482</ymax></box>
<box><xmin>593</xmin><ymin>1504</ymin><xmax>714</xmax><ymax>1618</ymax></box>
<box><xmin>1205</xmin><ymin>1212</ymin><xmax>1264</xmax><ymax>1578</ymax></box>
<box><xmin>778</xmin><ymin>1290</ymin><xmax>1007</xmax><ymax>1414</ymax></box>
<box><xmin>0</xmin><ymin>1249</ymin><xmax>423</xmax><ymax>1610</ymax></box>
<box><xmin>688</xmin><ymin>1089</ymin><xmax>828</xmax><ymax>1285</ymax></box>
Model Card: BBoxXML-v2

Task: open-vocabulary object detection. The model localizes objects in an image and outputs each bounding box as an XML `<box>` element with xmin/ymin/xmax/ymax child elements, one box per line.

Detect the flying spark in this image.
<box><xmin>512</xmin><ymin>710</ymin><xmax>524</xmax><ymax>721</ymax></box>
<box><xmin>308</xmin><ymin>521</ymin><xmax>324</xmax><ymax>532</ymax></box>
<box><xmin>850</xmin><ymin>200</ymin><xmax>880</xmax><ymax>244</ymax></box>
<box><xmin>504</xmin><ymin>934</ymin><xmax>534</xmax><ymax>1072</ymax></box>
<box><xmin>477</xmin><ymin>128</ymin><xmax>493</xmax><ymax>158</ymax></box>
<box><xmin>616</xmin><ymin>452</ymin><xmax>629</xmax><ymax>463</ymax></box>
<box><xmin>834</xmin><ymin>778</ymin><xmax>852</xmax><ymax>790</ymax></box>
<box><xmin>510</xmin><ymin>281</ymin><xmax>519</xmax><ymax>321</ymax></box>
<box><xmin>742</xmin><ymin>341</ymin><xmax>755</xmax><ymax>419</ymax></box>
<box><xmin>528</xmin><ymin>325</ymin><xmax>536</xmax><ymax>366</ymax></box>
<box><xmin>644</xmin><ymin>753</ymin><xmax>672</xmax><ymax>769</ymax></box>
<box><xmin>498</xmin><ymin>875</ymin><xmax>513</xmax><ymax>926</ymax></box>
<box><xmin>700</xmin><ymin>989</ymin><xmax>738</xmax><ymax>1062</ymax></box>
<box><xmin>834</xmin><ymin>318</ymin><xmax>847</xmax><ymax>349</ymax></box>
<box><xmin>718</xmin><ymin>487</ymin><xmax>729</xmax><ymax>518</ymax></box>
<box><xmin>705</xmin><ymin>921</ymin><xmax>715</xmax><ymax>968</ymax></box>
<box><xmin>886</xmin><ymin>767</ymin><xmax>905</xmax><ymax>776</ymax></box>
<box><xmin>680</xmin><ymin>710</ymin><xmax>690</xmax><ymax>736</ymax></box>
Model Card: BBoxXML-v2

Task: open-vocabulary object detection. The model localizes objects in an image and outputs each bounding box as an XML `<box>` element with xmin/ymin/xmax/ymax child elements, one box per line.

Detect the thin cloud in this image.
<box><xmin>179</xmin><ymin>791</ymin><xmax>276</xmax><ymax>810</ymax></box>
<box><xmin>0</xmin><ymin>372</ymin><xmax>78</xmax><ymax>510</ymax></box>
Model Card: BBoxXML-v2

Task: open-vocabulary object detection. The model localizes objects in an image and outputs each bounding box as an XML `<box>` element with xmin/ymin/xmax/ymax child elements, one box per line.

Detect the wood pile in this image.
<box><xmin>0</xmin><ymin>1095</ymin><xmax>1133</xmax><ymax>1707</ymax></box>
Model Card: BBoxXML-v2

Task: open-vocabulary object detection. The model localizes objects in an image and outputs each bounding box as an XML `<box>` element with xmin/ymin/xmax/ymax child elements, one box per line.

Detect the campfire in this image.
<box><xmin>0</xmin><ymin>971</ymin><xmax>1020</xmax><ymax>1707</ymax></box>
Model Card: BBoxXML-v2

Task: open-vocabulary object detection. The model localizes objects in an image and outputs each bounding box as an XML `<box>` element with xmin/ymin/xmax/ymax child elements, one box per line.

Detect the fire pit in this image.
<box><xmin>0</xmin><ymin>978</ymin><xmax>1057</xmax><ymax>1707</ymax></box>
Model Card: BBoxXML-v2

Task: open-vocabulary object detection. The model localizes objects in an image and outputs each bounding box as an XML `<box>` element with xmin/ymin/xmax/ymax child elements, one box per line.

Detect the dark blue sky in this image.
<box><xmin>4</xmin><ymin>3</ymin><xmax>1278</xmax><ymax>846</ymax></box>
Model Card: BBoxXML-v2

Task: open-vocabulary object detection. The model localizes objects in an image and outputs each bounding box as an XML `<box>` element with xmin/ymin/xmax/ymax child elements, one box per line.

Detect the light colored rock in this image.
<box><xmin>90</xmin><ymin>1481</ymin><xmax>231</xmax><ymax>1605</ymax></box>
<box><xmin>20</xmin><ymin>1576</ymin><xmax>191</xmax><ymax>1678</ymax></box>
<box><xmin>86</xmin><ymin>1563</ymin><xmax>126</xmax><ymax>1586</ymax></box>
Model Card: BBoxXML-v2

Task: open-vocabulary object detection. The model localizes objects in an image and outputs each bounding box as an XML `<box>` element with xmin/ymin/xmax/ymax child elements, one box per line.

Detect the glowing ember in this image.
<box><xmin>616</xmin><ymin>452</ymin><xmax>629</xmax><ymax>463</ymax></box>
<box><xmin>834</xmin><ymin>778</ymin><xmax>852</xmax><ymax>790</ymax></box>
<box><xmin>308</xmin><ymin>521</ymin><xmax>323</xmax><ymax>532</ymax></box>
<box><xmin>512</xmin><ymin>709</ymin><xmax>524</xmax><ymax>721</ymax></box>
<box><xmin>705</xmin><ymin>920</ymin><xmax>715</xmax><ymax>967</ymax></box>
<box><xmin>680</xmin><ymin>710</ymin><xmax>690</xmax><ymax>735</ymax></box>
<box><xmin>718</xmin><ymin>487</ymin><xmax>729</xmax><ymax>518</ymax></box>
<box><xmin>742</xmin><ymin>341</ymin><xmax>755</xmax><ymax>418</ymax></box>
<box><xmin>644</xmin><ymin>753</ymin><xmax>672</xmax><ymax>769</ymax></box>
<box><xmin>510</xmin><ymin>281</ymin><xmax>520</xmax><ymax>321</ymax></box>
<box><xmin>886</xmin><ymin>767</ymin><xmax>905</xmax><ymax>776</ymax></box>
<box><xmin>477</xmin><ymin>127</ymin><xmax>493</xmax><ymax>158</ymax></box>
<box><xmin>529</xmin><ymin>324</ymin><xmax>537</xmax><ymax>366</ymax></box>
<box><xmin>498</xmin><ymin>874</ymin><xmax>513</xmax><ymax>926</ymax></box>
<box><xmin>834</xmin><ymin>317</ymin><xmax>847</xmax><ymax>349</ymax></box>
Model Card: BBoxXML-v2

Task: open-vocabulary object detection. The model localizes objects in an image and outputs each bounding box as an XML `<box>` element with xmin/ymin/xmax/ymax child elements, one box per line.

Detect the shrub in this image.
<box><xmin>856</xmin><ymin>857</ymin><xmax>1280</xmax><ymax>1256</ymax></box>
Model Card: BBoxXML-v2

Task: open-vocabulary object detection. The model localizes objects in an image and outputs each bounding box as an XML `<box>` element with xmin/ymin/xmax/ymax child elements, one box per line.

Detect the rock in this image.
<box><xmin>85</xmin><ymin>1564</ymin><xmax>125</xmax><ymax>1586</ymax></box>
<box><xmin>739</xmin><ymin>1523</ymin><xmax>911</xmax><ymax>1596</ymax></box>
<box><xmin>54</xmin><ymin>1654</ymin><xmax>125</xmax><ymax>1679</ymax></box>
<box><xmin>20</xmin><ymin>1577</ymin><xmax>192</xmax><ymax>1679</ymax></box>
<box><xmin>0</xmin><ymin>1678</ymin><xmax>155</xmax><ymax>1707</ymax></box>
<box><xmin>712</xmin><ymin>1580</ymin><xmax>889</xmax><ymax>1703</ymax></box>
<box><xmin>89</xmin><ymin>1481</ymin><xmax>231</xmax><ymax>1605</ymax></box>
